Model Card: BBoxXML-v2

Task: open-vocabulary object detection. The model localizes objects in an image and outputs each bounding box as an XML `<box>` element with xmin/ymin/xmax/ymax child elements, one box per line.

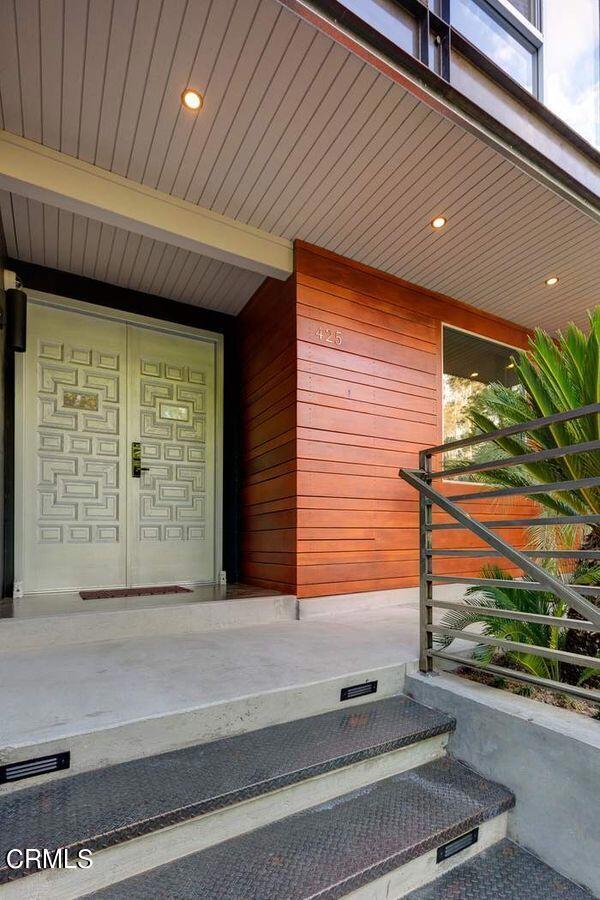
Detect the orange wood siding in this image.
<box><xmin>294</xmin><ymin>242</ymin><xmax>536</xmax><ymax>599</ymax></box>
<box><xmin>237</xmin><ymin>276</ymin><xmax>297</xmax><ymax>594</ymax></box>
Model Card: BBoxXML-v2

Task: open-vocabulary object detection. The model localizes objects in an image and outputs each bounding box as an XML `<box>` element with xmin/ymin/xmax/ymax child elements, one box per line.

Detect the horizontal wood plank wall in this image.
<box><xmin>237</xmin><ymin>276</ymin><xmax>297</xmax><ymax>594</ymax></box>
<box><xmin>295</xmin><ymin>242</ymin><xmax>536</xmax><ymax>599</ymax></box>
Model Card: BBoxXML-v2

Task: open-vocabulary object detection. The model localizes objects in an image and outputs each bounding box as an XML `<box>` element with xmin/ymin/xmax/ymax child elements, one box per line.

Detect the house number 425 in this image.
<box><xmin>315</xmin><ymin>326</ymin><xmax>342</xmax><ymax>346</ymax></box>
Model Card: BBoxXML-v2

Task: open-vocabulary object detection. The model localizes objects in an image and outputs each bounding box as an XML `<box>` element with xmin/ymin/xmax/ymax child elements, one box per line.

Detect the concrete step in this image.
<box><xmin>2</xmin><ymin>594</ymin><xmax>298</xmax><ymax>652</ymax></box>
<box><xmin>0</xmin><ymin>696</ymin><xmax>454</xmax><ymax>899</ymax></box>
<box><xmin>1</xmin><ymin>609</ymin><xmax>419</xmax><ymax>782</ymax></box>
<box><xmin>84</xmin><ymin>757</ymin><xmax>514</xmax><ymax>900</ymax></box>
<box><xmin>407</xmin><ymin>838</ymin><xmax>594</xmax><ymax>899</ymax></box>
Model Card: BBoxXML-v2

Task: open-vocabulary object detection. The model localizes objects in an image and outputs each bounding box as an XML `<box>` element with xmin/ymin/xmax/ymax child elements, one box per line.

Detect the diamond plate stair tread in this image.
<box><xmin>407</xmin><ymin>839</ymin><xmax>594</xmax><ymax>899</ymax></box>
<box><xmin>89</xmin><ymin>757</ymin><xmax>514</xmax><ymax>900</ymax></box>
<box><xmin>0</xmin><ymin>695</ymin><xmax>454</xmax><ymax>882</ymax></box>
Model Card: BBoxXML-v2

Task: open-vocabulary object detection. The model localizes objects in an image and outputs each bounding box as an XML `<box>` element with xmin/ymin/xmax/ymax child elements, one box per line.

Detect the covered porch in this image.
<box><xmin>0</xmin><ymin>0</ymin><xmax>597</xmax><ymax>617</ymax></box>
<box><xmin>0</xmin><ymin>0</ymin><xmax>597</xmax><ymax>741</ymax></box>
<box><xmin>0</xmin><ymin>1</ymin><xmax>599</xmax><ymax>898</ymax></box>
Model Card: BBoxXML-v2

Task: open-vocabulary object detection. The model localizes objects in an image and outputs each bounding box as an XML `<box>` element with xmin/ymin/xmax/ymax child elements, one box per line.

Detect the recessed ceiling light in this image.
<box><xmin>470</xmin><ymin>371</ymin><xmax>479</xmax><ymax>378</ymax></box>
<box><xmin>181</xmin><ymin>88</ymin><xmax>203</xmax><ymax>111</ymax></box>
<box><xmin>545</xmin><ymin>276</ymin><xmax>559</xmax><ymax>286</ymax></box>
<box><xmin>431</xmin><ymin>216</ymin><xmax>447</xmax><ymax>229</ymax></box>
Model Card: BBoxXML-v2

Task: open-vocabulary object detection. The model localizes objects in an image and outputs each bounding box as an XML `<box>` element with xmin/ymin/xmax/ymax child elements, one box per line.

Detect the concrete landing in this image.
<box><xmin>0</xmin><ymin>605</ymin><xmax>420</xmax><ymax>778</ymax></box>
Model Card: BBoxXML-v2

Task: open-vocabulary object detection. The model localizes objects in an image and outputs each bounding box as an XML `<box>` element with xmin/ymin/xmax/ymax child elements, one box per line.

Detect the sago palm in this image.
<box><xmin>457</xmin><ymin>307</ymin><xmax>600</xmax><ymax>663</ymax></box>
<box><xmin>463</xmin><ymin>307</ymin><xmax>600</xmax><ymax>541</ymax></box>
<box><xmin>436</xmin><ymin>566</ymin><xmax>598</xmax><ymax>686</ymax></box>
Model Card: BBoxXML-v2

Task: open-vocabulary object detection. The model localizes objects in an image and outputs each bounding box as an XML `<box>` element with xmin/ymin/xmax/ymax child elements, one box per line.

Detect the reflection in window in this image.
<box><xmin>443</xmin><ymin>327</ymin><xmax>519</xmax><ymax>467</ymax></box>
<box><xmin>507</xmin><ymin>0</ymin><xmax>537</xmax><ymax>24</ymax></box>
<box><xmin>451</xmin><ymin>0</ymin><xmax>535</xmax><ymax>91</ymax></box>
<box><xmin>543</xmin><ymin>0</ymin><xmax>600</xmax><ymax>148</ymax></box>
<box><xmin>342</xmin><ymin>0</ymin><xmax>419</xmax><ymax>56</ymax></box>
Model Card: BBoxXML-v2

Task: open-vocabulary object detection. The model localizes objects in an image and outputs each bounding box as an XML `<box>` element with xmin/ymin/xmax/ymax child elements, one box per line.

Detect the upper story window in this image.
<box><xmin>450</xmin><ymin>0</ymin><xmax>537</xmax><ymax>92</ymax></box>
<box><xmin>342</xmin><ymin>0</ymin><xmax>420</xmax><ymax>55</ymax></box>
<box><xmin>506</xmin><ymin>0</ymin><xmax>537</xmax><ymax>24</ymax></box>
<box><xmin>450</xmin><ymin>0</ymin><xmax>600</xmax><ymax>147</ymax></box>
<box><xmin>543</xmin><ymin>0</ymin><xmax>600</xmax><ymax>148</ymax></box>
<box><xmin>338</xmin><ymin>0</ymin><xmax>600</xmax><ymax>149</ymax></box>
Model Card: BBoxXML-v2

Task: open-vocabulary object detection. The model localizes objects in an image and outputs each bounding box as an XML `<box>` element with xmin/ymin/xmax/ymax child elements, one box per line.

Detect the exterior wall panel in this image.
<box><xmin>294</xmin><ymin>242</ymin><xmax>537</xmax><ymax>599</ymax></box>
<box><xmin>238</xmin><ymin>275</ymin><xmax>297</xmax><ymax>594</ymax></box>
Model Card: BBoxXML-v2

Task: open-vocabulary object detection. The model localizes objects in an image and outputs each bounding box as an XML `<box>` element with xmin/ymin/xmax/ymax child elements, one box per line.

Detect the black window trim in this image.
<box><xmin>289</xmin><ymin>0</ymin><xmax>600</xmax><ymax>197</ymax></box>
<box><xmin>452</xmin><ymin>0</ymin><xmax>541</xmax><ymax>96</ymax></box>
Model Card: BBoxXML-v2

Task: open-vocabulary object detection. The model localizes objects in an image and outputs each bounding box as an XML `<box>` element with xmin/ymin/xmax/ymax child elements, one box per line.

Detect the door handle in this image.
<box><xmin>131</xmin><ymin>442</ymin><xmax>149</xmax><ymax>478</ymax></box>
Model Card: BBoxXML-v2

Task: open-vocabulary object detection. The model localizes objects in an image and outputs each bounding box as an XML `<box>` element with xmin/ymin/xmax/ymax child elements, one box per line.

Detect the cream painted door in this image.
<box><xmin>21</xmin><ymin>304</ymin><xmax>217</xmax><ymax>592</ymax></box>
<box><xmin>127</xmin><ymin>325</ymin><xmax>216</xmax><ymax>587</ymax></box>
<box><xmin>22</xmin><ymin>305</ymin><xmax>128</xmax><ymax>592</ymax></box>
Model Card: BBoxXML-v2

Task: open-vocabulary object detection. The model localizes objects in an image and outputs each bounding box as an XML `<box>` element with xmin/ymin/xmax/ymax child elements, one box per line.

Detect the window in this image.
<box><xmin>443</xmin><ymin>326</ymin><xmax>519</xmax><ymax>452</ymax></box>
<box><xmin>505</xmin><ymin>0</ymin><xmax>538</xmax><ymax>25</ymax></box>
<box><xmin>337</xmin><ymin>0</ymin><xmax>600</xmax><ymax>148</ymax></box>
<box><xmin>451</xmin><ymin>0</ymin><xmax>537</xmax><ymax>91</ymax></box>
<box><xmin>342</xmin><ymin>0</ymin><xmax>419</xmax><ymax>56</ymax></box>
<box><xmin>542</xmin><ymin>0</ymin><xmax>600</xmax><ymax>148</ymax></box>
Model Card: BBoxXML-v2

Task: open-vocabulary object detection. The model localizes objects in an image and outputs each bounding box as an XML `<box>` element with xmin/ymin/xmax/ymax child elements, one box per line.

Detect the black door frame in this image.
<box><xmin>2</xmin><ymin>259</ymin><xmax>242</xmax><ymax>598</ymax></box>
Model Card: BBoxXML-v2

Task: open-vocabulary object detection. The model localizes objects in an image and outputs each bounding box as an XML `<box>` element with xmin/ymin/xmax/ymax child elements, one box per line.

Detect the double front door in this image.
<box><xmin>20</xmin><ymin>302</ymin><xmax>218</xmax><ymax>593</ymax></box>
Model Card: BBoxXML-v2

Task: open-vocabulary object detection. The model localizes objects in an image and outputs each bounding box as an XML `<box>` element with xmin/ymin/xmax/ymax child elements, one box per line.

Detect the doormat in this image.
<box><xmin>80</xmin><ymin>585</ymin><xmax>193</xmax><ymax>600</ymax></box>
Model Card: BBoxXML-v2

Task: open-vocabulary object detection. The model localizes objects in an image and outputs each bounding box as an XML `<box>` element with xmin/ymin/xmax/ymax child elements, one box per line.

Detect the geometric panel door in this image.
<box><xmin>126</xmin><ymin>325</ymin><xmax>216</xmax><ymax>587</ymax></box>
<box><xmin>22</xmin><ymin>304</ymin><xmax>128</xmax><ymax>592</ymax></box>
<box><xmin>21</xmin><ymin>304</ymin><xmax>216</xmax><ymax>592</ymax></box>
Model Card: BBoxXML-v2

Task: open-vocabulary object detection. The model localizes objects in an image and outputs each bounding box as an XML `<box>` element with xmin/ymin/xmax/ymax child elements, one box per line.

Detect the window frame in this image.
<box><xmin>441</xmin><ymin>323</ymin><xmax>523</xmax><ymax>482</ymax></box>
<box><xmin>451</xmin><ymin>0</ymin><xmax>543</xmax><ymax>96</ymax></box>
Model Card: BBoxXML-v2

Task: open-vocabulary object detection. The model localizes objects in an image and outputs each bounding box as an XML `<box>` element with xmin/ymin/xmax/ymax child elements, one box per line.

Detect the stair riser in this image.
<box><xmin>2</xmin><ymin>662</ymin><xmax>414</xmax><ymax>792</ymax></box>
<box><xmin>2</xmin><ymin>596</ymin><xmax>298</xmax><ymax>652</ymax></box>
<box><xmin>344</xmin><ymin>812</ymin><xmax>508</xmax><ymax>900</ymax></box>
<box><xmin>0</xmin><ymin>734</ymin><xmax>448</xmax><ymax>899</ymax></box>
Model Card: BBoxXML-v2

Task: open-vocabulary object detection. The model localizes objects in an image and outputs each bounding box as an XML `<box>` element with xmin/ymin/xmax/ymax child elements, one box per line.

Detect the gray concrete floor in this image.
<box><xmin>1</xmin><ymin>605</ymin><xmax>420</xmax><ymax>749</ymax></box>
<box><xmin>1</xmin><ymin>583</ymin><xmax>280</xmax><ymax>619</ymax></box>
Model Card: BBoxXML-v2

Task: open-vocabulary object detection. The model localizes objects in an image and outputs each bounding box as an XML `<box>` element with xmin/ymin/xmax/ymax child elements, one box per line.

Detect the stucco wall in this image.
<box><xmin>407</xmin><ymin>671</ymin><xmax>600</xmax><ymax>896</ymax></box>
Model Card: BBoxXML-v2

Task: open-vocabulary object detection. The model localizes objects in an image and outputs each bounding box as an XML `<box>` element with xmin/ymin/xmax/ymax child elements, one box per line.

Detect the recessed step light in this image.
<box><xmin>1</xmin><ymin>752</ymin><xmax>70</xmax><ymax>784</ymax></box>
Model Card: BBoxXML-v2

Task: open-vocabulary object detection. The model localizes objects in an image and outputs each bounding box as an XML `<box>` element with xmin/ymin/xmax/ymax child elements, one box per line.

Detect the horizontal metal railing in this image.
<box><xmin>399</xmin><ymin>403</ymin><xmax>600</xmax><ymax>705</ymax></box>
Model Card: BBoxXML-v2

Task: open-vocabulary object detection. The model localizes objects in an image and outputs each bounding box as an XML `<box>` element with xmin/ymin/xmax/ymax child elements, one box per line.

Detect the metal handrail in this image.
<box><xmin>430</xmin><ymin>439</ymin><xmax>600</xmax><ymax>479</ymax></box>
<box><xmin>427</xmin><ymin>575</ymin><xmax>600</xmax><ymax>598</ymax></box>
<box><xmin>424</xmin><ymin>402</ymin><xmax>600</xmax><ymax>455</ymax></box>
<box><xmin>429</xmin><ymin>515</ymin><xmax>600</xmax><ymax>530</ymax></box>
<box><xmin>399</xmin><ymin>402</ymin><xmax>600</xmax><ymax>704</ymax></box>
<box><xmin>448</xmin><ymin>475</ymin><xmax>600</xmax><ymax>502</ymax></box>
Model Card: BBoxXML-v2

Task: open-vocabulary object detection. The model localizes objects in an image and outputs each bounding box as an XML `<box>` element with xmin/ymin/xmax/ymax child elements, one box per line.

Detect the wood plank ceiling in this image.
<box><xmin>0</xmin><ymin>0</ymin><xmax>597</xmax><ymax>328</ymax></box>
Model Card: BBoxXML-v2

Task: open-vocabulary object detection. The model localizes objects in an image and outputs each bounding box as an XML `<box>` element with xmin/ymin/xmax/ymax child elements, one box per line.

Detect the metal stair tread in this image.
<box><xmin>0</xmin><ymin>694</ymin><xmax>454</xmax><ymax>882</ymax></box>
<box><xmin>87</xmin><ymin>756</ymin><xmax>514</xmax><ymax>900</ymax></box>
<box><xmin>407</xmin><ymin>838</ymin><xmax>594</xmax><ymax>899</ymax></box>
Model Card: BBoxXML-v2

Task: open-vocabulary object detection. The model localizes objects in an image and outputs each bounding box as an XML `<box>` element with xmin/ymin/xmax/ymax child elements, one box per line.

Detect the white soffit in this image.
<box><xmin>0</xmin><ymin>191</ymin><xmax>264</xmax><ymax>315</ymax></box>
<box><xmin>0</xmin><ymin>0</ymin><xmax>598</xmax><ymax>330</ymax></box>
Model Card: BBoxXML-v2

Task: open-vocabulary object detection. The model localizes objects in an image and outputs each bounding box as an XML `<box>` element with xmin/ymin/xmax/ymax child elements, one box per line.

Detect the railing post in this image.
<box><xmin>419</xmin><ymin>449</ymin><xmax>433</xmax><ymax>673</ymax></box>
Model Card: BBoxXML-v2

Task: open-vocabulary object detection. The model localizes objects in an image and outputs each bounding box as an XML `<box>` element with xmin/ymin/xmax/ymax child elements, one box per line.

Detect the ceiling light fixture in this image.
<box><xmin>470</xmin><ymin>371</ymin><xmax>479</xmax><ymax>378</ymax></box>
<box><xmin>181</xmin><ymin>88</ymin><xmax>203</xmax><ymax>111</ymax></box>
<box><xmin>431</xmin><ymin>216</ymin><xmax>447</xmax><ymax>229</ymax></box>
<box><xmin>545</xmin><ymin>276</ymin><xmax>559</xmax><ymax>286</ymax></box>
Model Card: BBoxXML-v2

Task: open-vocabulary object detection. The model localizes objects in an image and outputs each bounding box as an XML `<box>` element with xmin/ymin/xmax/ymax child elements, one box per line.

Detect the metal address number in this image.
<box><xmin>315</xmin><ymin>326</ymin><xmax>342</xmax><ymax>346</ymax></box>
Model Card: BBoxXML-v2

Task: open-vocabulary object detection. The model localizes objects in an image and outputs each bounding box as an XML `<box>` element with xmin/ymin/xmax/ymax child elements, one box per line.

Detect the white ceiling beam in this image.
<box><xmin>0</xmin><ymin>130</ymin><xmax>293</xmax><ymax>280</ymax></box>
